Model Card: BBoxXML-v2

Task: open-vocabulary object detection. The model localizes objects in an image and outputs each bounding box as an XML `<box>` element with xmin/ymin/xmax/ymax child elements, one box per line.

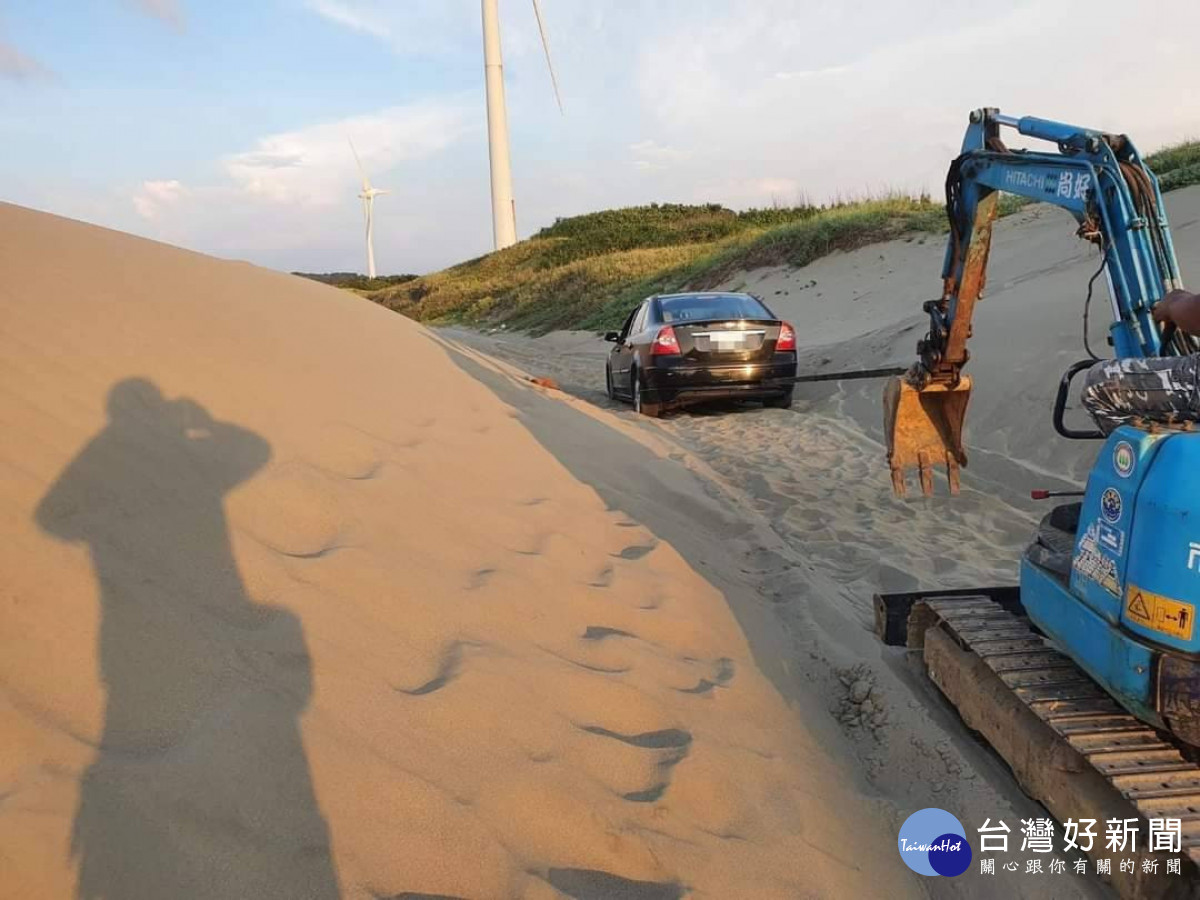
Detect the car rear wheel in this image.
<box><xmin>632</xmin><ymin>368</ymin><xmax>661</xmax><ymax>418</ymax></box>
<box><xmin>764</xmin><ymin>389</ymin><xmax>794</xmax><ymax>410</ymax></box>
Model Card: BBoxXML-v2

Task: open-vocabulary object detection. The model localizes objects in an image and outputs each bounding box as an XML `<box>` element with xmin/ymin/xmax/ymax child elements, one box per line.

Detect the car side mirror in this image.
<box><xmin>604</xmin><ymin>331</ymin><xmax>621</xmax><ymax>343</ymax></box>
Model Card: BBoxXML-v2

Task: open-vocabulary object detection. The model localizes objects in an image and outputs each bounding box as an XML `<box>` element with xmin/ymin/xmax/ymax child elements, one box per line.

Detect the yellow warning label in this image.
<box><xmin>1125</xmin><ymin>584</ymin><xmax>1196</xmax><ymax>641</ymax></box>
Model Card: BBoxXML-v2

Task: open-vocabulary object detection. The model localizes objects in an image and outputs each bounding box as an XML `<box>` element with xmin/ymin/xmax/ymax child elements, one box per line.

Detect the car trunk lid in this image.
<box><xmin>668</xmin><ymin>319</ymin><xmax>781</xmax><ymax>364</ymax></box>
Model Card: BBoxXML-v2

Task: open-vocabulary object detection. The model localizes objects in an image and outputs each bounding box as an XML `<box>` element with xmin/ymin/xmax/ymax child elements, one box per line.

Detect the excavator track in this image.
<box><xmin>878</xmin><ymin>590</ymin><xmax>1200</xmax><ymax>898</ymax></box>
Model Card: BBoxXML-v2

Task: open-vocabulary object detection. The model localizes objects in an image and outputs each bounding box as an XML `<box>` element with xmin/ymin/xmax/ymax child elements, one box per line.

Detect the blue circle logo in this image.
<box><xmin>898</xmin><ymin>808</ymin><xmax>972</xmax><ymax>877</ymax></box>
<box><xmin>1113</xmin><ymin>441</ymin><xmax>1135</xmax><ymax>478</ymax></box>
<box><xmin>1101</xmin><ymin>487</ymin><xmax>1123</xmax><ymax>524</ymax></box>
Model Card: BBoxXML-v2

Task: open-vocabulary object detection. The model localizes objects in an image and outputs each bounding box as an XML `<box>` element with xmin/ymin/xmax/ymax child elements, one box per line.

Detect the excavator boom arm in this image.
<box><xmin>886</xmin><ymin>107</ymin><xmax>1185</xmax><ymax>496</ymax></box>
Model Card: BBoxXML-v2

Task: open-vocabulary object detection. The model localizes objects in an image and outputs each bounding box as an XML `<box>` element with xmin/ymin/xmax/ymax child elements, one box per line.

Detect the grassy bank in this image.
<box><xmin>369</xmin><ymin>198</ymin><xmax>947</xmax><ymax>334</ymax></box>
<box><xmin>295</xmin><ymin>272</ymin><xmax>418</xmax><ymax>291</ymax></box>
<box><xmin>367</xmin><ymin>140</ymin><xmax>1200</xmax><ymax>334</ymax></box>
<box><xmin>1147</xmin><ymin>142</ymin><xmax>1200</xmax><ymax>192</ymax></box>
<box><xmin>578</xmin><ymin>196</ymin><xmax>952</xmax><ymax>331</ymax></box>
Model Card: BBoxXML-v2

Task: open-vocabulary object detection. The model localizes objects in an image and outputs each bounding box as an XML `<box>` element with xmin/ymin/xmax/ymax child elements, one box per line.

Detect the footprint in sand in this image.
<box><xmin>236</xmin><ymin>465</ymin><xmax>351</xmax><ymax>556</ymax></box>
<box><xmin>588</xmin><ymin>564</ymin><xmax>615</xmax><ymax>588</ymax></box>
<box><xmin>577</xmin><ymin>725</ymin><xmax>692</xmax><ymax>751</ymax></box>
<box><xmin>507</xmin><ymin>531</ymin><xmax>557</xmax><ymax>557</ymax></box>
<box><xmin>540</xmin><ymin>869</ymin><xmax>684</xmax><ymax>900</ymax></box>
<box><xmin>301</xmin><ymin>423</ymin><xmax>391</xmax><ymax>481</ymax></box>
<box><xmin>676</xmin><ymin>658</ymin><xmax>735</xmax><ymax>695</ymax></box>
<box><xmin>581</xmin><ymin>626</ymin><xmax>634</xmax><ymax>641</ymax></box>
<box><xmin>613</xmin><ymin>543</ymin><xmax>657</xmax><ymax>561</ymax></box>
<box><xmin>466</xmin><ymin>567</ymin><xmax>496</xmax><ymax>590</ymax></box>
<box><xmin>393</xmin><ymin>642</ymin><xmax>477</xmax><ymax>696</ymax></box>
<box><xmin>574</xmin><ymin>723</ymin><xmax>693</xmax><ymax>803</ymax></box>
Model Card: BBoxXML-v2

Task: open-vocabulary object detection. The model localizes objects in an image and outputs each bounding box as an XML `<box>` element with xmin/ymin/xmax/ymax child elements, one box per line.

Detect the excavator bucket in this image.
<box><xmin>883</xmin><ymin>375</ymin><xmax>972</xmax><ymax>497</ymax></box>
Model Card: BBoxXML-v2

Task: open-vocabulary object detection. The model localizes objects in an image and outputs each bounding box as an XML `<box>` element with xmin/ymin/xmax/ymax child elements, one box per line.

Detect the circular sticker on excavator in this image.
<box><xmin>1113</xmin><ymin>441</ymin><xmax>1135</xmax><ymax>478</ymax></box>
<box><xmin>1101</xmin><ymin>487</ymin><xmax>1123</xmax><ymax>524</ymax></box>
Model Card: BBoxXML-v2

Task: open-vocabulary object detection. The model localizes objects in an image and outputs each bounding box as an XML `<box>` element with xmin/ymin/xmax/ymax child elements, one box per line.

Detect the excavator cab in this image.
<box><xmin>883</xmin><ymin>374</ymin><xmax>971</xmax><ymax>497</ymax></box>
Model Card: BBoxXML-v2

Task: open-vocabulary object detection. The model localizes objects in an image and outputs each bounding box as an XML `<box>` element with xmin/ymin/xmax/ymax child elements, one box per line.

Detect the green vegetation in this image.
<box><xmin>580</xmin><ymin>196</ymin><xmax>945</xmax><ymax>331</ymax></box>
<box><xmin>295</xmin><ymin>272</ymin><xmax>418</xmax><ymax>291</ymax></box>
<box><xmin>529</xmin><ymin>203</ymin><xmax>822</xmax><ymax>269</ymax></box>
<box><xmin>366</xmin><ymin>140</ymin><xmax>1200</xmax><ymax>335</ymax></box>
<box><xmin>369</xmin><ymin>204</ymin><xmax>826</xmax><ymax>333</ymax></box>
<box><xmin>1147</xmin><ymin>142</ymin><xmax>1200</xmax><ymax>192</ymax></box>
<box><xmin>368</xmin><ymin>199</ymin><xmax>944</xmax><ymax>333</ymax></box>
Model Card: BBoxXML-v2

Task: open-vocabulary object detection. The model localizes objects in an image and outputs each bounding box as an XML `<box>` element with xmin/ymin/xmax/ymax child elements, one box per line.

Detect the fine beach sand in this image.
<box><xmin>0</xmin><ymin>202</ymin><xmax>924</xmax><ymax>899</ymax></box>
<box><xmin>448</xmin><ymin>186</ymin><xmax>1200</xmax><ymax>900</ymax></box>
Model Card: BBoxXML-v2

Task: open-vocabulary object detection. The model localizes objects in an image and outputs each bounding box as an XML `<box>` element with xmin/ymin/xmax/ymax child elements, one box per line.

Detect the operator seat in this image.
<box><xmin>1024</xmin><ymin>501</ymin><xmax>1081</xmax><ymax>585</ymax></box>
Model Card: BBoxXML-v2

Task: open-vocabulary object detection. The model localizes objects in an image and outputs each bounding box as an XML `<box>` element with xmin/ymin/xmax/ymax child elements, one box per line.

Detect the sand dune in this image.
<box><xmin>0</xmin><ymin>203</ymin><xmax>920</xmax><ymax>899</ymax></box>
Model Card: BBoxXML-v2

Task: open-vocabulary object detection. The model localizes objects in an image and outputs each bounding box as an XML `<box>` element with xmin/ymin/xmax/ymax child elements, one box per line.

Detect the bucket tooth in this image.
<box><xmin>947</xmin><ymin>454</ymin><xmax>961</xmax><ymax>495</ymax></box>
<box><xmin>918</xmin><ymin>450</ymin><xmax>934</xmax><ymax>497</ymax></box>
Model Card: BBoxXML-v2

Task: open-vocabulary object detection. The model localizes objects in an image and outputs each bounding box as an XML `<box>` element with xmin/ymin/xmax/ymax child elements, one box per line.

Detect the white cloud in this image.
<box><xmin>635</xmin><ymin>1</ymin><xmax>1200</xmax><ymax>206</ymax></box>
<box><xmin>299</xmin><ymin>0</ymin><xmax>569</xmax><ymax>64</ymax></box>
<box><xmin>304</xmin><ymin>0</ymin><xmax>390</xmax><ymax>40</ymax></box>
<box><xmin>302</xmin><ymin>0</ymin><xmax>477</xmax><ymax>57</ymax></box>
<box><xmin>0</xmin><ymin>40</ymin><xmax>52</xmax><ymax>82</ymax></box>
<box><xmin>223</xmin><ymin>100</ymin><xmax>474</xmax><ymax>205</ymax></box>
<box><xmin>133</xmin><ymin>179</ymin><xmax>188</xmax><ymax>219</ymax></box>
<box><xmin>773</xmin><ymin>65</ymin><xmax>850</xmax><ymax>81</ymax></box>
<box><xmin>116</xmin><ymin>99</ymin><xmax>482</xmax><ymax>274</ymax></box>
<box><xmin>753</xmin><ymin>178</ymin><xmax>801</xmax><ymax>198</ymax></box>
<box><xmin>17</xmin><ymin>0</ymin><xmax>1200</xmax><ymax>277</ymax></box>
<box><xmin>128</xmin><ymin>0</ymin><xmax>185</xmax><ymax>30</ymax></box>
<box><xmin>629</xmin><ymin>140</ymin><xmax>690</xmax><ymax>171</ymax></box>
<box><xmin>0</xmin><ymin>4</ymin><xmax>178</xmax><ymax>88</ymax></box>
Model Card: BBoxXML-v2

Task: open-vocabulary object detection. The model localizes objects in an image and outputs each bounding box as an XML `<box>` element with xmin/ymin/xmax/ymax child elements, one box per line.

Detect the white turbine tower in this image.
<box><xmin>482</xmin><ymin>0</ymin><xmax>563</xmax><ymax>251</ymax></box>
<box><xmin>349</xmin><ymin>139</ymin><xmax>389</xmax><ymax>279</ymax></box>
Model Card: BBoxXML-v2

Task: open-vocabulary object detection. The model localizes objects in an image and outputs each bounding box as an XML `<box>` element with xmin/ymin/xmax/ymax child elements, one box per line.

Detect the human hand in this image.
<box><xmin>1153</xmin><ymin>290</ymin><xmax>1200</xmax><ymax>334</ymax></box>
<box><xmin>174</xmin><ymin>397</ymin><xmax>214</xmax><ymax>439</ymax></box>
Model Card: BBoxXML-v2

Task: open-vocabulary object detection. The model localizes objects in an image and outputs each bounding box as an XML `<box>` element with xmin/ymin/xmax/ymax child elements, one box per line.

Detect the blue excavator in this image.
<box><xmin>873</xmin><ymin>108</ymin><xmax>1200</xmax><ymax>881</ymax></box>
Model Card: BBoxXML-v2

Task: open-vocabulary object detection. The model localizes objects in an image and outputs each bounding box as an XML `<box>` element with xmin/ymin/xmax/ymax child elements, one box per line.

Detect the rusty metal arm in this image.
<box><xmin>886</xmin><ymin>107</ymin><xmax>1187</xmax><ymax>498</ymax></box>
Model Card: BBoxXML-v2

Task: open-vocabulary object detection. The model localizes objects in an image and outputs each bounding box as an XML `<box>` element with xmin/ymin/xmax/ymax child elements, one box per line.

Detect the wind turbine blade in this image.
<box><xmin>348</xmin><ymin>137</ymin><xmax>371</xmax><ymax>191</ymax></box>
<box><xmin>531</xmin><ymin>0</ymin><xmax>564</xmax><ymax>114</ymax></box>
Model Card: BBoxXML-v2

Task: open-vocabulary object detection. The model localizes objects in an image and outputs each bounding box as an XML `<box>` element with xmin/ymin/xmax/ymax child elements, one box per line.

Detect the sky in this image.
<box><xmin>2</xmin><ymin>0</ymin><xmax>1199</xmax><ymax>275</ymax></box>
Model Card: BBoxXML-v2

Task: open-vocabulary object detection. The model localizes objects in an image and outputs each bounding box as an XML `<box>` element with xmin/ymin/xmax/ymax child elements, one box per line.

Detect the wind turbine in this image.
<box><xmin>481</xmin><ymin>0</ymin><xmax>563</xmax><ymax>251</ymax></box>
<box><xmin>349</xmin><ymin>138</ymin><xmax>389</xmax><ymax>279</ymax></box>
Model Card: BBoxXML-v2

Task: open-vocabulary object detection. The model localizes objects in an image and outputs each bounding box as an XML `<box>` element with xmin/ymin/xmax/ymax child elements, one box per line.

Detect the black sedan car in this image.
<box><xmin>604</xmin><ymin>292</ymin><xmax>798</xmax><ymax>417</ymax></box>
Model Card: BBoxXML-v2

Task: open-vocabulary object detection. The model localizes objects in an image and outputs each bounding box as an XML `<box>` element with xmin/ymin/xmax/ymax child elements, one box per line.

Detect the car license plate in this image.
<box><xmin>695</xmin><ymin>330</ymin><xmax>764</xmax><ymax>351</ymax></box>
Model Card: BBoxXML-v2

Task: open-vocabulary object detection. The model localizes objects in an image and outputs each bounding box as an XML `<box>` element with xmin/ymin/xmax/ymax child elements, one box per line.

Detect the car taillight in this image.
<box><xmin>776</xmin><ymin>321</ymin><xmax>796</xmax><ymax>351</ymax></box>
<box><xmin>652</xmin><ymin>326</ymin><xmax>681</xmax><ymax>356</ymax></box>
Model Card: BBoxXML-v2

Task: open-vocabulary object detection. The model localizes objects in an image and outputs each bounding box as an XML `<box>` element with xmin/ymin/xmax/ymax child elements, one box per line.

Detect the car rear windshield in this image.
<box><xmin>658</xmin><ymin>294</ymin><xmax>771</xmax><ymax>323</ymax></box>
